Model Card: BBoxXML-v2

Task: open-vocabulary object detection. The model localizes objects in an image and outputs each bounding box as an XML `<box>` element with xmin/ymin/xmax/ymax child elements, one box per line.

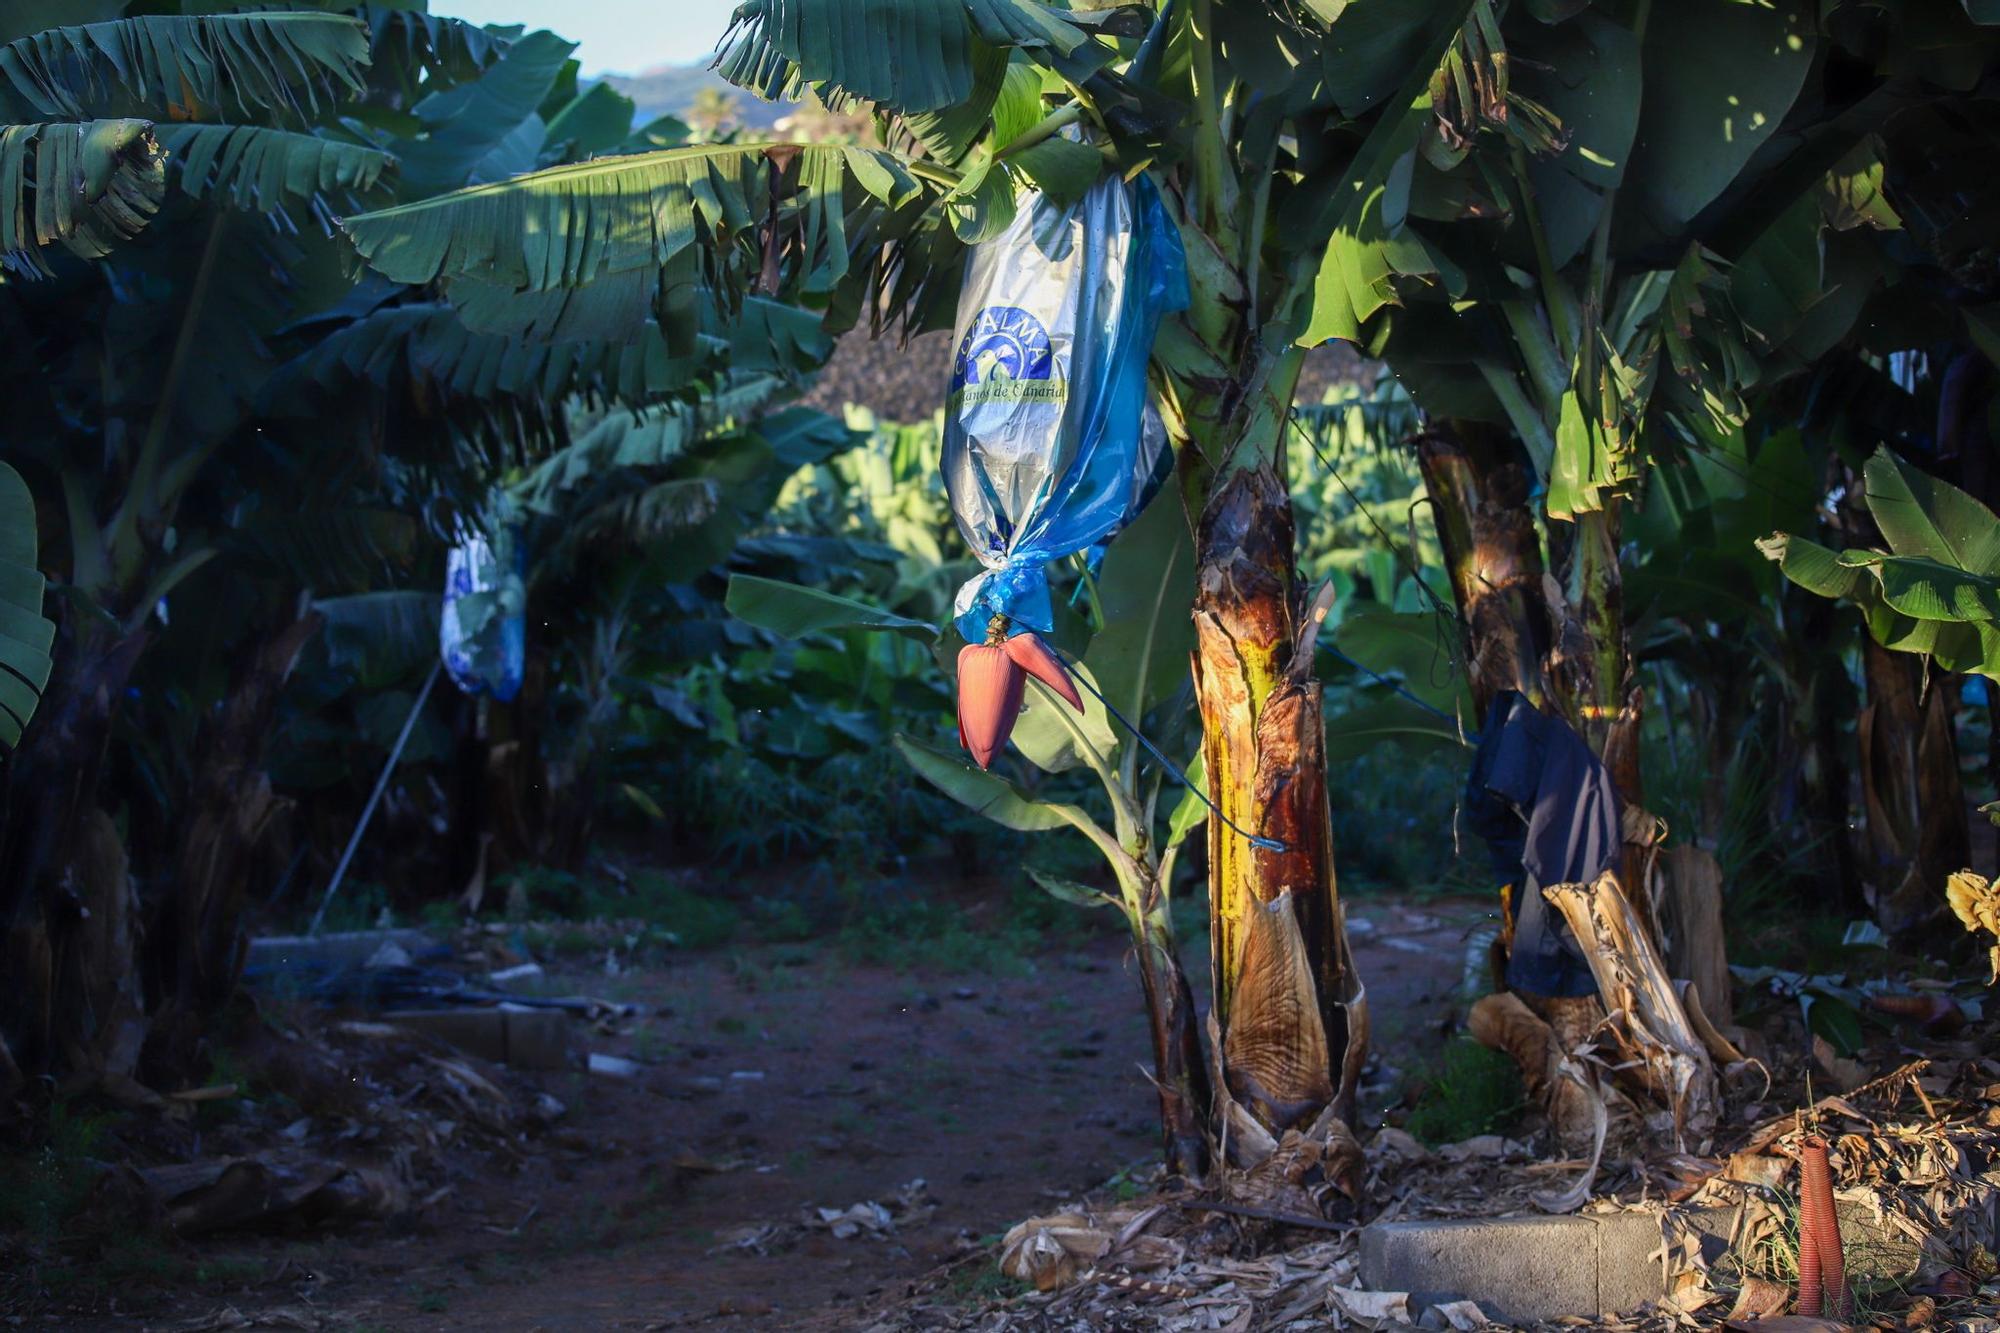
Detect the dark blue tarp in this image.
<box><xmin>1464</xmin><ymin>690</ymin><xmax>1621</xmax><ymax>998</ymax></box>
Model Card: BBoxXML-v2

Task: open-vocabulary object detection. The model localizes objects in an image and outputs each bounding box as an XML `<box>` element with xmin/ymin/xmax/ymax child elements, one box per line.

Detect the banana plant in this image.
<box><xmin>1759</xmin><ymin>445</ymin><xmax>1994</xmax><ymax>929</ymax></box>
<box><xmin>0</xmin><ymin>3</ymin><xmax>845</xmax><ymax>1090</ymax></box>
<box><xmin>729</xmin><ymin>483</ymin><xmax>1218</xmax><ymax>1171</ymax></box>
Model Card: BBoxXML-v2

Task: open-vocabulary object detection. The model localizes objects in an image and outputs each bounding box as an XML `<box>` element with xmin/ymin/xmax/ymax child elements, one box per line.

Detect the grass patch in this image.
<box><xmin>0</xmin><ymin>1100</ymin><xmax>113</xmax><ymax>1247</ymax></box>
<box><xmin>492</xmin><ymin>866</ymin><xmax>748</xmax><ymax>951</ymax></box>
<box><xmin>946</xmin><ymin>1263</ymin><xmax>1030</xmax><ymax>1305</ymax></box>
<box><xmin>30</xmin><ymin>1238</ymin><xmax>265</xmax><ymax>1301</ymax></box>
<box><xmin>1404</xmin><ymin>1036</ymin><xmax>1525</xmax><ymax>1146</ymax></box>
<box><xmin>835</xmin><ymin>894</ymin><xmax>1040</xmax><ymax>973</ymax></box>
<box><xmin>1730</xmin><ymin>1189</ymin><xmax>1926</xmax><ymax>1323</ymax></box>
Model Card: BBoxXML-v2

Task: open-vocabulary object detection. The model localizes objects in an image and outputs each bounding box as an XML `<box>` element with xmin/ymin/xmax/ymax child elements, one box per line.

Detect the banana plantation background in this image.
<box><xmin>0</xmin><ymin>0</ymin><xmax>1998</xmax><ymax>1327</ymax></box>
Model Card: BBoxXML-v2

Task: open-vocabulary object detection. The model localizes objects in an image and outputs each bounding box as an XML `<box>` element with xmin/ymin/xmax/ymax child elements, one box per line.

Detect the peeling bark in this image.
<box><xmin>1656</xmin><ymin>845</ymin><xmax>1733</xmax><ymax>1027</ymax></box>
<box><xmin>58</xmin><ymin>808</ymin><xmax>150</xmax><ymax>1101</ymax></box>
<box><xmin>1468</xmin><ymin>990</ymin><xmax>1559</xmax><ymax>1106</ymax></box>
<box><xmin>1858</xmin><ymin>636</ymin><xmax>1970</xmax><ymax>932</ymax></box>
<box><xmin>1195</xmin><ymin>464</ymin><xmax>1298</xmax><ymax>1016</ymax></box>
<box><xmin>1542</xmin><ymin>872</ymin><xmax>1720</xmax><ymax>1149</ymax></box>
<box><xmin>1135</xmin><ymin>896</ymin><xmax>1210</xmax><ymax>1179</ymax></box>
<box><xmin>1223</xmin><ymin>891</ymin><xmax>1334</xmax><ymax>1128</ymax></box>
<box><xmin>1190</xmin><ymin>457</ymin><xmax>1366</xmax><ymax>1191</ymax></box>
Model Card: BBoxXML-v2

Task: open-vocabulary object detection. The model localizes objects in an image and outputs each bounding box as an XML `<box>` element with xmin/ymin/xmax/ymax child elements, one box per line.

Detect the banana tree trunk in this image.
<box><xmin>146</xmin><ymin>608</ymin><xmax>324</xmax><ymax>1080</ymax></box>
<box><xmin>1794</xmin><ymin>591</ymin><xmax>1866</xmax><ymax>915</ymax></box>
<box><xmin>1858</xmin><ymin>635</ymin><xmax>1970</xmax><ymax>932</ymax></box>
<box><xmin>1421</xmin><ymin>422</ymin><xmax>1726</xmax><ymax>1164</ymax></box>
<box><xmin>0</xmin><ymin>611</ymin><xmax>149</xmax><ymax>1087</ymax></box>
<box><xmin>1416</xmin><ymin>422</ymin><xmax>1556</xmax><ymax>713</ymax></box>
<box><xmin>1181</xmin><ymin>348</ymin><xmax>1367</xmax><ymax>1202</ymax></box>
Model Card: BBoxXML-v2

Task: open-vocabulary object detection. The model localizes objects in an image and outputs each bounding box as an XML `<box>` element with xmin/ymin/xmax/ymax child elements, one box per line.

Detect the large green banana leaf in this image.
<box><xmin>1761</xmin><ymin>446</ymin><xmax>2000</xmax><ymax>680</ymax></box>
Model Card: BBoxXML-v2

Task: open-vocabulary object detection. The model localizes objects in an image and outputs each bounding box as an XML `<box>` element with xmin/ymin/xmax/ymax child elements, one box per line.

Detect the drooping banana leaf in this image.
<box><xmin>340</xmin><ymin>142</ymin><xmax>925</xmax><ymax>346</ymax></box>
<box><xmin>0</xmin><ymin>14</ymin><xmax>371</xmax><ymax>121</ymax></box>
<box><xmin>516</xmin><ymin>374</ymin><xmax>788</xmax><ymax>512</ymax></box>
<box><xmin>316</xmin><ymin>589</ymin><xmax>440</xmax><ymax>691</ymax></box>
<box><xmin>726</xmin><ymin>575</ymin><xmax>939</xmax><ymax>643</ymax></box>
<box><xmin>893</xmin><ymin>732</ymin><xmax>1074</xmax><ymax>833</ymax></box>
<box><xmin>0</xmin><ymin>119</ymin><xmax>164</xmax><ymax>274</ymax></box>
<box><xmin>0</xmin><ymin>461</ymin><xmax>54</xmax><ymax>752</ymax></box>
<box><xmin>392</xmin><ymin>27</ymin><xmax>575</xmax><ymax>192</ymax></box>
<box><xmin>268</xmin><ymin>293</ymin><xmax>828</xmax><ymax>416</ymax></box>
<box><xmin>713</xmin><ymin>0</ymin><xmax>1097</xmax><ymax>113</ymax></box>
<box><xmin>155</xmin><ymin>124</ymin><xmax>391</xmax><ymax>215</ymax></box>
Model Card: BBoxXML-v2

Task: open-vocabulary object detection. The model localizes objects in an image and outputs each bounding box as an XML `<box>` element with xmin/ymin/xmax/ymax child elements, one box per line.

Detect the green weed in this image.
<box><xmin>309</xmin><ymin>877</ymin><xmax>392</xmax><ymax>933</ymax></box>
<box><xmin>1104</xmin><ymin>1165</ymin><xmax>1147</xmax><ymax>1202</ymax></box>
<box><xmin>1404</xmin><ymin>1036</ymin><xmax>1525</xmax><ymax>1146</ymax></box>
<box><xmin>491</xmin><ymin>866</ymin><xmax>745</xmax><ymax>951</ymax></box>
<box><xmin>418</xmin><ymin>899</ymin><xmax>463</xmax><ymax>933</ymax></box>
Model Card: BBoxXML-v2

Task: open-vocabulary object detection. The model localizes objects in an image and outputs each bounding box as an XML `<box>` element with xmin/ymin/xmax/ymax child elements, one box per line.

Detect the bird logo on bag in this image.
<box><xmin>951</xmin><ymin>306</ymin><xmax>1054</xmax><ymax>390</ymax></box>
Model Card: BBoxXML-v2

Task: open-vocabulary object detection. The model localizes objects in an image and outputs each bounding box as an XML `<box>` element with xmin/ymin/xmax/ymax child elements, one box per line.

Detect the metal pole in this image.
<box><xmin>307</xmin><ymin>660</ymin><xmax>443</xmax><ymax>937</ymax></box>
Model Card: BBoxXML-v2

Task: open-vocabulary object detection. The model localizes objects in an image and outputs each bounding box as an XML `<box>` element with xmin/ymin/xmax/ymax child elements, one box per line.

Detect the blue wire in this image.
<box><xmin>1048</xmin><ymin>647</ymin><xmax>1291</xmax><ymax>854</ymax></box>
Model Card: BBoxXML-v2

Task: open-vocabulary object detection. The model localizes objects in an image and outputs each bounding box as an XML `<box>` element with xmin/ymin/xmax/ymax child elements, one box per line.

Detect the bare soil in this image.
<box><xmin>13</xmin><ymin>893</ymin><xmax>1494</xmax><ymax>1332</ymax></box>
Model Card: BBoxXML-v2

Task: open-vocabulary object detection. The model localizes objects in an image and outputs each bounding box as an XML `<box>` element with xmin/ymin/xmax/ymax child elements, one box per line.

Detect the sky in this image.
<box><xmin>428</xmin><ymin>0</ymin><xmax>740</xmax><ymax>75</ymax></box>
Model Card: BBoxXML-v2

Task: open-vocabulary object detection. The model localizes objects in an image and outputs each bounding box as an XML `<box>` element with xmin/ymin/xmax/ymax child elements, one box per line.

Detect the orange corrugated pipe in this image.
<box><xmin>1796</xmin><ymin>1135</ymin><xmax>1849</xmax><ymax>1318</ymax></box>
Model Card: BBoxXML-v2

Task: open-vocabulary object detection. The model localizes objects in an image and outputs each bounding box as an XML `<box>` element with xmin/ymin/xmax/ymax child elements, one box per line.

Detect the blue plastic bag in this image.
<box><xmin>440</xmin><ymin>518</ymin><xmax>525</xmax><ymax>703</ymax></box>
<box><xmin>942</xmin><ymin>170</ymin><xmax>1188</xmax><ymax>644</ymax></box>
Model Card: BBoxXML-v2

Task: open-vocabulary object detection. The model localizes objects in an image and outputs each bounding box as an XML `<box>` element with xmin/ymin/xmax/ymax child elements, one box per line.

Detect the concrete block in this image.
<box><xmin>1361</xmin><ymin>1207</ymin><xmax>1742</xmax><ymax>1324</ymax></box>
<box><xmin>247</xmin><ymin>929</ymin><xmax>441</xmax><ymax>971</ymax></box>
<box><xmin>380</xmin><ymin>1007</ymin><xmax>576</xmax><ymax>1071</ymax></box>
<box><xmin>1836</xmin><ymin>1200</ymin><xmax>1925</xmax><ymax>1282</ymax></box>
<box><xmin>1593</xmin><ymin>1207</ymin><xmax>1737</xmax><ymax>1315</ymax></box>
<box><xmin>1364</xmin><ymin>1186</ymin><xmax>1981</xmax><ymax>1322</ymax></box>
<box><xmin>1361</xmin><ymin>1215</ymin><xmax>1599</xmax><ymax>1324</ymax></box>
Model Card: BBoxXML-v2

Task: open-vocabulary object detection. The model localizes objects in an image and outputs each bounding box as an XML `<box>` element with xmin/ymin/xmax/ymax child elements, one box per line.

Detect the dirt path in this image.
<box><xmin>36</xmin><ymin>895</ymin><xmax>1495</xmax><ymax>1331</ymax></box>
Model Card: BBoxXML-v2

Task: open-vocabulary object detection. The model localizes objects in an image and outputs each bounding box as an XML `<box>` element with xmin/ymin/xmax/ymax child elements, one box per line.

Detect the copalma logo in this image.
<box><xmin>951</xmin><ymin>305</ymin><xmax>1064</xmax><ymax>406</ymax></box>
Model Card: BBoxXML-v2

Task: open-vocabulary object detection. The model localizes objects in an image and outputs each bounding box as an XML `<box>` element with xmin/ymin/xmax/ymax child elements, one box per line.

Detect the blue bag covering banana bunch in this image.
<box><xmin>943</xmin><ymin>163</ymin><xmax>1187</xmax><ymax>767</ymax></box>
<box><xmin>440</xmin><ymin>513</ymin><xmax>525</xmax><ymax>704</ymax></box>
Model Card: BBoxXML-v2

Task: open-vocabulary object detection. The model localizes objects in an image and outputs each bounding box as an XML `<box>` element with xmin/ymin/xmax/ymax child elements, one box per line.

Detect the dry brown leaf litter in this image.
<box><xmin>865</xmin><ymin>1057</ymin><xmax>2000</xmax><ymax>1333</ymax></box>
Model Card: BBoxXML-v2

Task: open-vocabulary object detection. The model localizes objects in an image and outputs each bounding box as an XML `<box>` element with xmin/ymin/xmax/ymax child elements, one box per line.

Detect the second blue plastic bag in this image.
<box><xmin>942</xmin><ymin>169</ymin><xmax>1188</xmax><ymax>644</ymax></box>
<box><xmin>440</xmin><ymin>516</ymin><xmax>525</xmax><ymax>704</ymax></box>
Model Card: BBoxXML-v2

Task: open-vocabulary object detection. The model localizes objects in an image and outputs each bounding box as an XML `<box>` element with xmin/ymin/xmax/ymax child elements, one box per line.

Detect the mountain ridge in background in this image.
<box><xmin>596</xmin><ymin>62</ymin><xmax>787</xmax><ymax>128</ymax></box>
